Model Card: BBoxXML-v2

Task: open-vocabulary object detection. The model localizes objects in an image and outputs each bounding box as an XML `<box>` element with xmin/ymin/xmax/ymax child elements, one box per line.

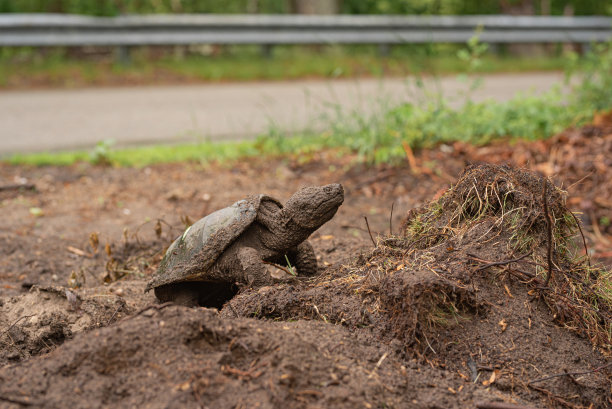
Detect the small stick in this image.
<box><xmin>389</xmin><ymin>202</ymin><xmax>395</xmax><ymax>236</ymax></box>
<box><xmin>0</xmin><ymin>395</ymin><xmax>38</xmax><ymax>406</ymax></box>
<box><xmin>401</xmin><ymin>141</ymin><xmax>419</xmax><ymax>174</ymax></box>
<box><xmin>106</xmin><ymin>303</ymin><xmax>124</xmax><ymax>326</ymax></box>
<box><xmin>367</xmin><ymin>351</ymin><xmax>389</xmax><ymax>379</ymax></box>
<box><xmin>227</xmin><ymin>302</ymin><xmax>239</xmax><ymax>318</ymax></box>
<box><xmin>567</xmin><ymin>210</ymin><xmax>591</xmax><ymax>270</ymax></box>
<box><xmin>66</xmin><ymin>246</ymin><xmax>93</xmax><ymax>258</ymax></box>
<box><xmin>542</xmin><ymin>180</ymin><xmax>554</xmax><ymax>286</ymax></box>
<box><xmin>123</xmin><ymin>302</ymin><xmax>176</xmax><ymax>322</ymax></box>
<box><xmin>470</xmin><ymin>251</ymin><xmax>533</xmax><ymax>272</ymax></box>
<box><xmin>475</xmin><ymin>402</ymin><xmax>538</xmax><ymax>409</ymax></box>
<box><xmin>340</xmin><ymin>224</ymin><xmax>369</xmax><ymax>232</ymax></box>
<box><xmin>528</xmin><ymin>384</ymin><xmax>582</xmax><ymax>409</ymax></box>
<box><xmin>0</xmin><ymin>315</ymin><xmax>35</xmax><ymax>338</ymax></box>
<box><xmin>528</xmin><ymin>362</ymin><xmax>612</xmax><ymax>385</ymax></box>
<box><xmin>363</xmin><ymin>216</ymin><xmax>376</xmax><ymax>247</ymax></box>
<box><xmin>262</xmin><ymin>260</ymin><xmax>295</xmax><ymax>277</ymax></box>
<box><xmin>0</xmin><ymin>183</ymin><xmax>36</xmax><ymax>192</ymax></box>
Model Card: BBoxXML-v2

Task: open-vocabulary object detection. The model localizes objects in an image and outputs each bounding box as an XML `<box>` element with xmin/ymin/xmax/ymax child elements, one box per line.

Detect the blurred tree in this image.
<box><xmin>0</xmin><ymin>0</ymin><xmax>610</xmax><ymax>15</ymax></box>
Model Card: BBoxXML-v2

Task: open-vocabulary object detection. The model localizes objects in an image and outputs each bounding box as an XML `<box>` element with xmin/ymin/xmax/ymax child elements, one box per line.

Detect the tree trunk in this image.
<box><xmin>500</xmin><ymin>0</ymin><xmax>545</xmax><ymax>57</ymax></box>
<box><xmin>290</xmin><ymin>0</ymin><xmax>339</xmax><ymax>14</ymax></box>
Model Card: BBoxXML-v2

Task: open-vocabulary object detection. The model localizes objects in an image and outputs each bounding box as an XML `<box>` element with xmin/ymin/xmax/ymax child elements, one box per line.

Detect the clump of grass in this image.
<box><xmin>400</xmin><ymin>164</ymin><xmax>611</xmax><ymax>352</ymax></box>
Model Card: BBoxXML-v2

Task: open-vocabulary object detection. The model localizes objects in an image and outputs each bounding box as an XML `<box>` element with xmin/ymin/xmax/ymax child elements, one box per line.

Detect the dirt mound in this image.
<box><xmin>223</xmin><ymin>164</ymin><xmax>611</xmax><ymax>408</ymax></box>
<box><xmin>0</xmin><ymin>283</ymin><xmax>153</xmax><ymax>366</ymax></box>
<box><xmin>0</xmin><ymin>305</ymin><xmax>448</xmax><ymax>409</ymax></box>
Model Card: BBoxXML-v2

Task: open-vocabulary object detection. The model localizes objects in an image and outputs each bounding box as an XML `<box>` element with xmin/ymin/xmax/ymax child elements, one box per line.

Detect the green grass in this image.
<box><xmin>0</xmin><ymin>77</ymin><xmax>600</xmax><ymax>168</ymax></box>
<box><xmin>0</xmin><ymin>45</ymin><xmax>567</xmax><ymax>88</ymax></box>
<box><xmin>6</xmin><ymin>140</ymin><xmax>264</xmax><ymax>167</ymax></box>
<box><xmin>3</xmin><ymin>40</ymin><xmax>611</xmax><ymax>168</ymax></box>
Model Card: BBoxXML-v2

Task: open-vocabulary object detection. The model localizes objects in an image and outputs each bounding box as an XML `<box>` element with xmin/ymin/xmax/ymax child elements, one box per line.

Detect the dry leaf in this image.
<box><xmin>482</xmin><ymin>369</ymin><xmax>499</xmax><ymax>386</ymax></box>
<box><xmin>154</xmin><ymin>220</ymin><xmax>162</xmax><ymax>238</ymax></box>
<box><xmin>89</xmin><ymin>232</ymin><xmax>99</xmax><ymax>253</ymax></box>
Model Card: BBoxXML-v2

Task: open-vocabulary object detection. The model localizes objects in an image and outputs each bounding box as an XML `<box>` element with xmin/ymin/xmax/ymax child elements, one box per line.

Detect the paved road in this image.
<box><xmin>0</xmin><ymin>72</ymin><xmax>564</xmax><ymax>155</ymax></box>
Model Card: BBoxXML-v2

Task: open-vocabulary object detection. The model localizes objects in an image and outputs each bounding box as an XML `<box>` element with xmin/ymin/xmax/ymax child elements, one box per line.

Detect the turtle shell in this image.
<box><xmin>145</xmin><ymin>194</ymin><xmax>281</xmax><ymax>292</ymax></box>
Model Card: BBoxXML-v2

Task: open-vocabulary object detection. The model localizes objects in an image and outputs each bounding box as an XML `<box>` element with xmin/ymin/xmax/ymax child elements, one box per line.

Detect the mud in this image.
<box><xmin>1</xmin><ymin>123</ymin><xmax>611</xmax><ymax>408</ymax></box>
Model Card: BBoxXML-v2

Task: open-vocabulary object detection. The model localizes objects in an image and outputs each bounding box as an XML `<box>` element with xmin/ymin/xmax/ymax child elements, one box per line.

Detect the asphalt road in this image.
<box><xmin>0</xmin><ymin>72</ymin><xmax>565</xmax><ymax>155</ymax></box>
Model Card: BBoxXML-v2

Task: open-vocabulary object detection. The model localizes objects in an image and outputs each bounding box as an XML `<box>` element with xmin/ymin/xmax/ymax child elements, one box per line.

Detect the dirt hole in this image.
<box><xmin>155</xmin><ymin>281</ymin><xmax>239</xmax><ymax>309</ymax></box>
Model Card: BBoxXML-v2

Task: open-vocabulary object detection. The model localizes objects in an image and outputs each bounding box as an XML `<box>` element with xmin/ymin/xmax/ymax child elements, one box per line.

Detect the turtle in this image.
<box><xmin>145</xmin><ymin>183</ymin><xmax>344</xmax><ymax>306</ymax></box>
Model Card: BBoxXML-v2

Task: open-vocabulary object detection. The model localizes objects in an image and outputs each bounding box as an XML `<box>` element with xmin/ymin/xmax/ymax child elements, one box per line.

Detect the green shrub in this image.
<box><xmin>256</xmin><ymin>37</ymin><xmax>612</xmax><ymax>164</ymax></box>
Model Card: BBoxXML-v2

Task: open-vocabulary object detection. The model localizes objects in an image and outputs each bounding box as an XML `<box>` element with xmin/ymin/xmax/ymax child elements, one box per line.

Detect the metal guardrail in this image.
<box><xmin>0</xmin><ymin>14</ymin><xmax>611</xmax><ymax>47</ymax></box>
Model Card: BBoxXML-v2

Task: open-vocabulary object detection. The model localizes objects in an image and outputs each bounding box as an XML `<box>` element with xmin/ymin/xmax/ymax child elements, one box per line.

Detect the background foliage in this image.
<box><xmin>1</xmin><ymin>0</ymin><xmax>611</xmax><ymax>16</ymax></box>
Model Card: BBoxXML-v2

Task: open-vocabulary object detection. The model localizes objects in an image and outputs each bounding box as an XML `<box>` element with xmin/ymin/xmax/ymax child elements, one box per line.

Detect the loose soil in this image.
<box><xmin>0</xmin><ymin>122</ymin><xmax>611</xmax><ymax>408</ymax></box>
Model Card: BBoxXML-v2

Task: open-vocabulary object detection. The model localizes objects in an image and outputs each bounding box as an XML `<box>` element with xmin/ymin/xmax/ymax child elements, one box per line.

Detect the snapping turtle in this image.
<box><xmin>146</xmin><ymin>184</ymin><xmax>344</xmax><ymax>306</ymax></box>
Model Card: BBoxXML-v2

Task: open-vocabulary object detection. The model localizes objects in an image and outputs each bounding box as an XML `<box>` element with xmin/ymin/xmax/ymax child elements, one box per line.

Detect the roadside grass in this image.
<box><xmin>6</xmin><ymin>140</ymin><xmax>263</xmax><ymax>167</ymax></box>
<box><xmin>0</xmin><ymin>44</ymin><xmax>567</xmax><ymax>88</ymax></box>
<box><xmin>3</xmin><ymin>40</ymin><xmax>611</xmax><ymax>167</ymax></box>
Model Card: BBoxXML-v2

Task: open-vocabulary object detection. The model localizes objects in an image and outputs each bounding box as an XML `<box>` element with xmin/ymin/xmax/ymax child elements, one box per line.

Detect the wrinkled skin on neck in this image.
<box><xmin>256</xmin><ymin>184</ymin><xmax>344</xmax><ymax>251</ymax></box>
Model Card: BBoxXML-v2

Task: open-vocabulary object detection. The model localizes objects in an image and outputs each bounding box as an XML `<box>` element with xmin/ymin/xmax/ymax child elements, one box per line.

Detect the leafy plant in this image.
<box><xmin>566</xmin><ymin>42</ymin><xmax>612</xmax><ymax>113</ymax></box>
<box><xmin>89</xmin><ymin>139</ymin><xmax>115</xmax><ymax>165</ymax></box>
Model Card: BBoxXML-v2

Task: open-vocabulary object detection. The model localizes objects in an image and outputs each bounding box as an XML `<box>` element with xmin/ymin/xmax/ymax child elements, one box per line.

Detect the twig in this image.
<box><xmin>262</xmin><ymin>260</ymin><xmax>295</xmax><ymax>277</ymax></box>
<box><xmin>401</xmin><ymin>141</ymin><xmax>420</xmax><ymax>174</ymax></box>
<box><xmin>528</xmin><ymin>384</ymin><xmax>582</xmax><ymax>409</ymax></box>
<box><xmin>227</xmin><ymin>302</ymin><xmax>239</xmax><ymax>318</ymax></box>
<box><xmin>0</xmin><ymin>315</ymin><xmax>36</xmax><ymax>338</ymax></box>
<box><xmin>565</xmin><ymin>171</ymin><xmax>593</xmax><ymax>192</ymax></box>
<box><xmin>66</xmin><ymin>246</ymin><xmax>93</xmax><ymax>258</ymax></box>
<box><xmin>567</xmin><ymin>210</ymin><xmax>591</xmax><ymax>270</ymax></box>
<box><xmin>403</xmin><ymin>233</ymin><xmax>448</xmax><ymax>255</ymax></box>
<box><xmin>106</xmin><ymin>303</ymin><xmax>124</xmax><ymax>326</ymax></box>
<box><xmin>528</xmin><ymin>362</ymin><xmax>612</xmax><ymax>385</ymax></box>
<box><xmin>542</xmin><ymin>180</ymin><xmax>554</xmax><ymax>286</ymax></box>
<box><xmin>475</xmin><ymin>402</ymin><xmax>538</xmax><ymax>409</ymax></box>
<box><xmin>312</xmin><ymin>304</ymin><xmax>328</xmax><ymax>323</ymax></box>
<box><xmin>389</xmin><ymin>202</ymin><xmax>395</xmax><ymax>236</ymax></box>
<box><xmin>0</xmin><ymin>395</ymin><xmax>39</xmax><ymax>406</ymax></box>
<box><xmin>507</xmin><ymin>269</ymin><xmax>543</xmax><ymax>286</ymax></box>
<box><xmin>122</xmin><ymin>302</ymin><xmax>176</xmax><ymax>322</ymax></box>
<box><xmin>468</xmin><ymin>251</ymin><xmax>533</xmax><ymax>272</ymax></box>
<box><xmin>0</xmin><ymin>183</ymin><xmax>36</xmax><ymax>192</ymax></box>
<box><xmin>363</xmin><ymin>216</ymin><xmax>376</xmax><ymax>247</ymax></box>
<box><xmin>340</xmin><ymin>224</ymin><xmax>369</xmax><ymax>232</ymax></box>
<box><xmin>367</xmin><ymin>352</ymin><xmax>389</xmax><ymax>379</ymax></box>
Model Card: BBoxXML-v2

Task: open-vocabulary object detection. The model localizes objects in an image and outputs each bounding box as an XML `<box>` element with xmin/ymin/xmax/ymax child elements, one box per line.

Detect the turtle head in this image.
<box><xmin>283</xmin><ymin>183</ymin><xmax>344</xmax><ymax>231</ymax></box>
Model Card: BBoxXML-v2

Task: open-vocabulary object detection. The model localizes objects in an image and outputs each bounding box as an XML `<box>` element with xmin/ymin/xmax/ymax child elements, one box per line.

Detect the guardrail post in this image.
<box><xmin>261</xmin><ymin>44</ymin><xmax>274</xmax><ymax>58</ymax></box>
<box><xmin>378</xmin><ymin>43</ymin><xmax>391</xmax><ymax>57</ymax></box>
<box><xmin>115</xmin><ymin>45</ymin><xmax>132</xmax><ymax>65</ymax></box>
<box><xmin>581</xmin><ymin>42</ymin><xmax>591</xmax><ymax>54</ymax></box>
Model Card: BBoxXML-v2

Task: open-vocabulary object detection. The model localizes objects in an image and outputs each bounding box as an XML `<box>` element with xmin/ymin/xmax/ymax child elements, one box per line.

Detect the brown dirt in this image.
<box><xmin>0</xmin><ymin>122</ymin><xmax>611</xmax><ymax>408</ymax></box>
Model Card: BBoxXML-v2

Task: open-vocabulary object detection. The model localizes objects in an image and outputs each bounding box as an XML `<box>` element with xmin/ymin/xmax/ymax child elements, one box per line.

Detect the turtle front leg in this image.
<box><xmin>287</xmin><ymin>241</ymin><xmax>318</xmax><ymax>276</ymax></box>
<box><xmin>236</xmin><ymin>246</ymin><xmax>270</xmax><ymax>287</ymax></box>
